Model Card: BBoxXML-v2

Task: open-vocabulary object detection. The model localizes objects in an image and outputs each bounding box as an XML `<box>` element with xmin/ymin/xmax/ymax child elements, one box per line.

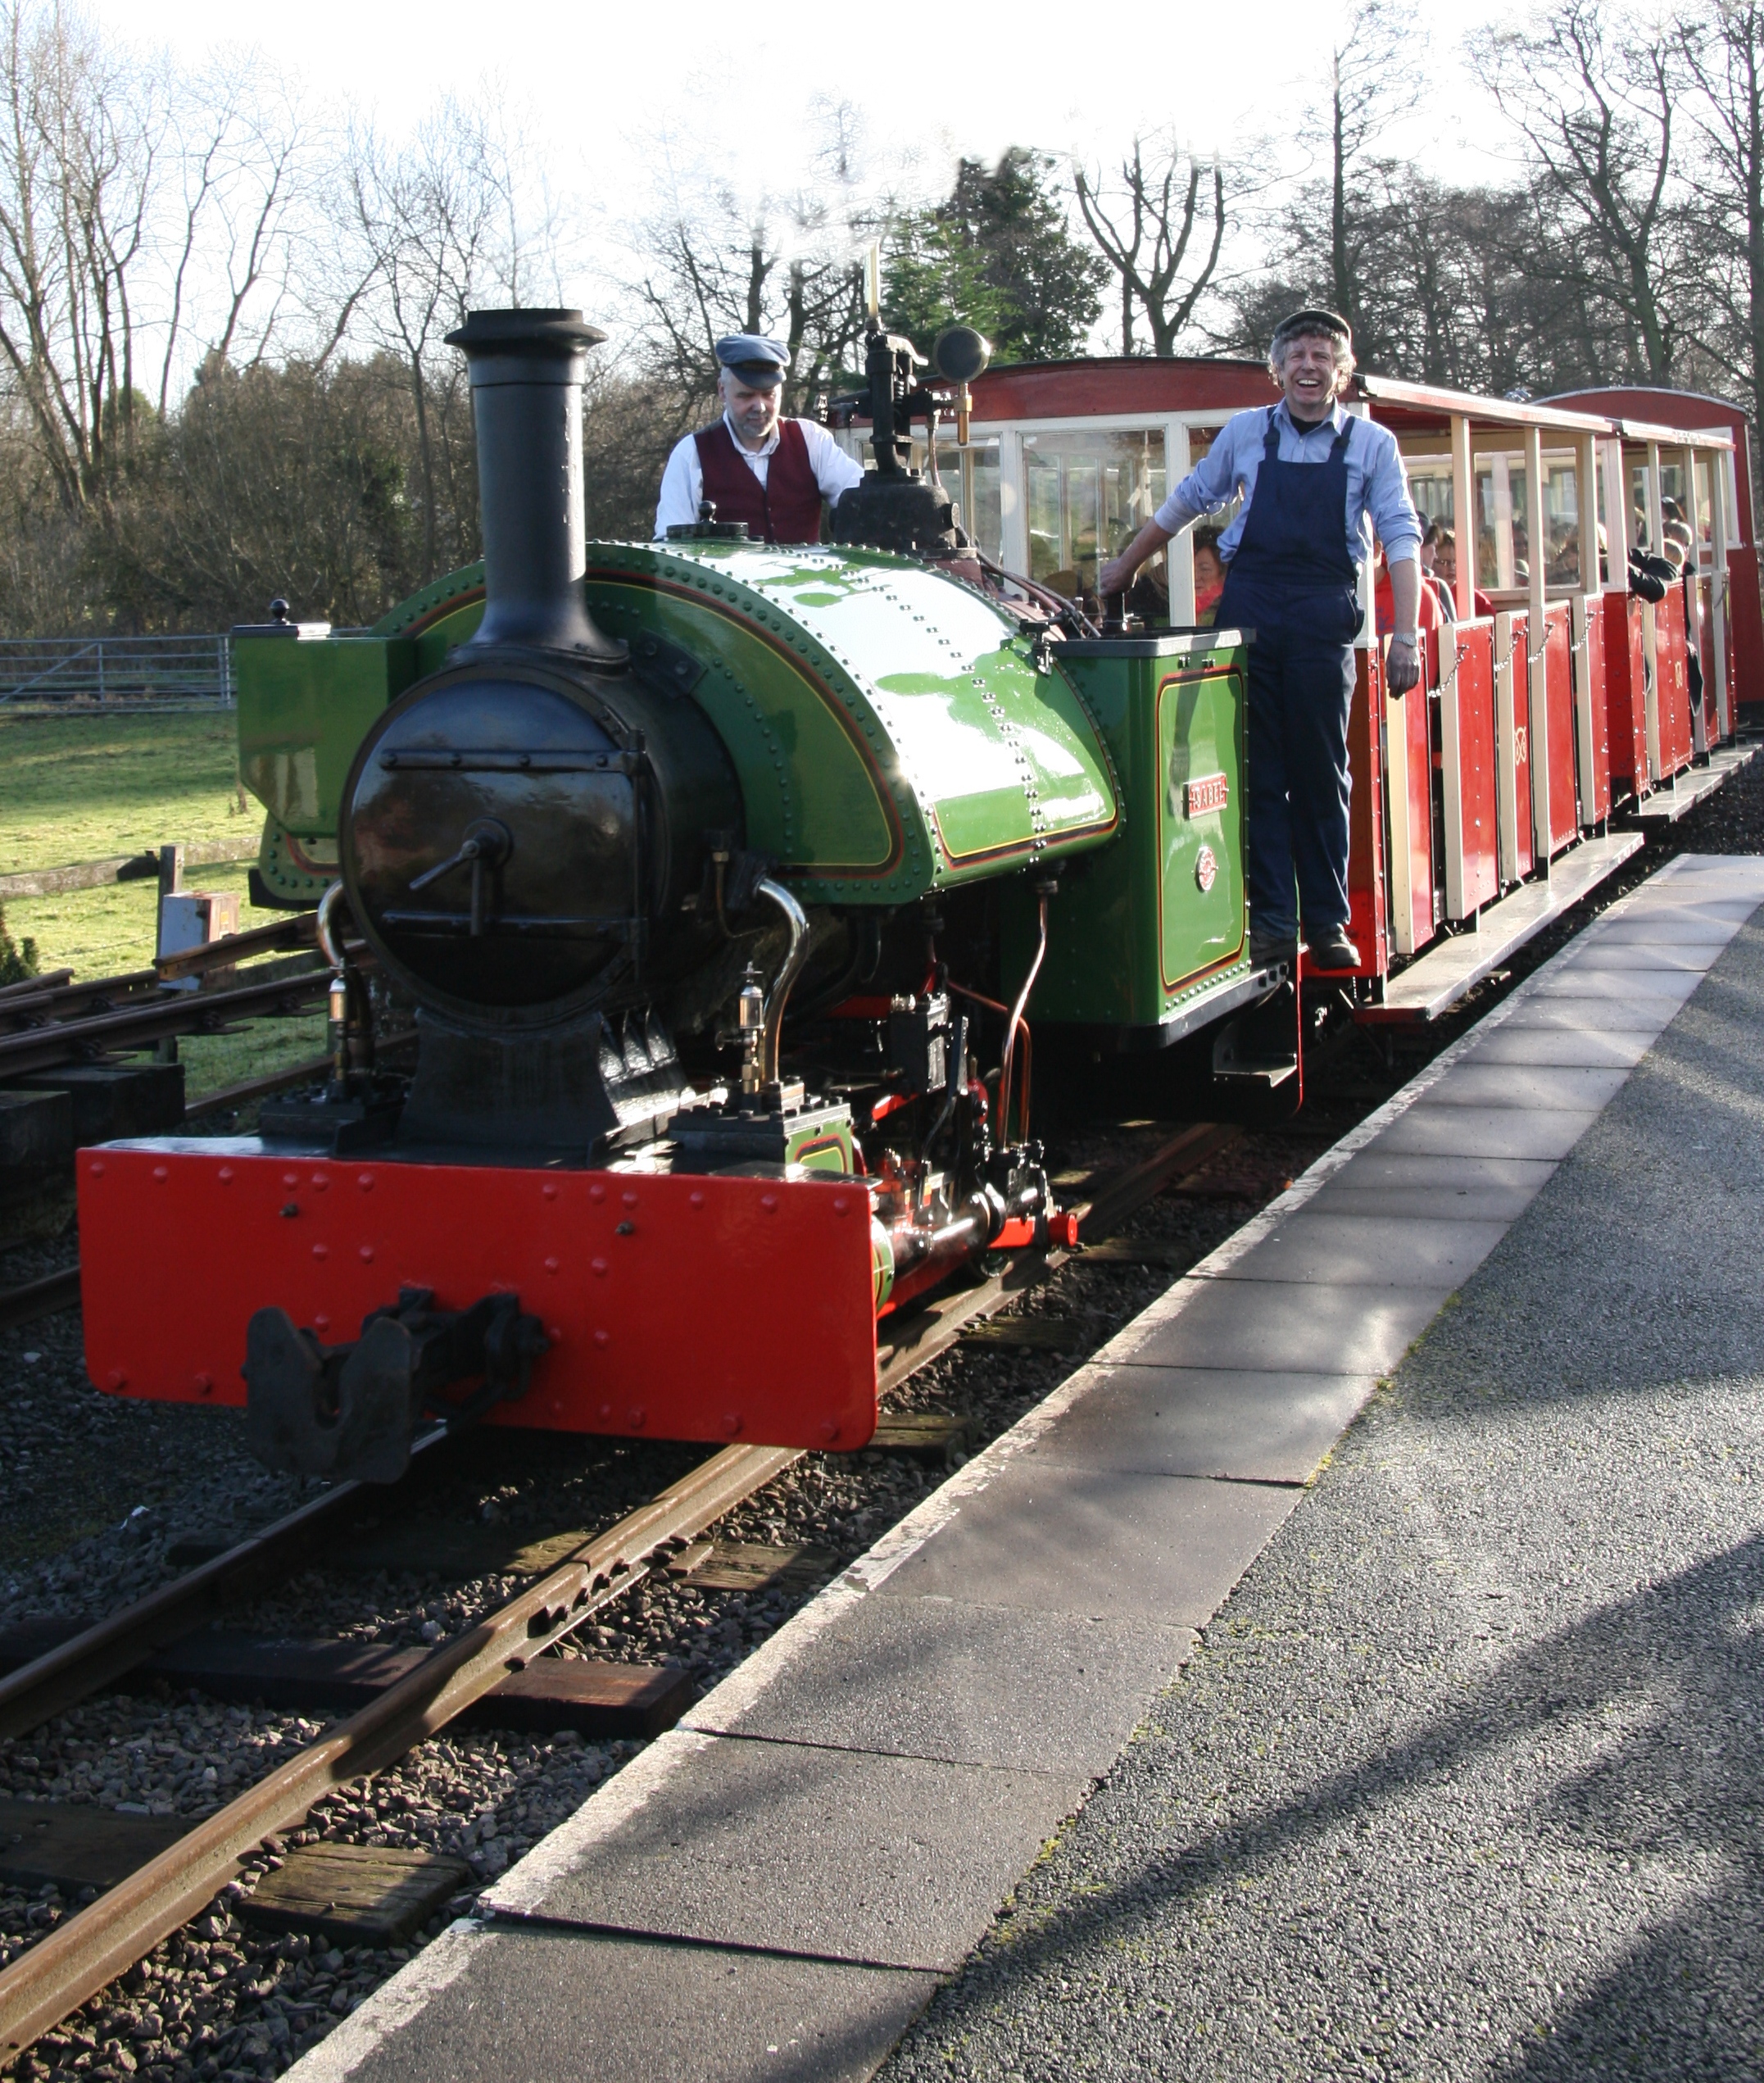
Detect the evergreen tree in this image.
<box><xmin>0</xmin><ymin>905</ymin><xmax>39</xmax><ymax>987</ymax></box>
<box><xmin>882</xmin><ymin>148</ymin><xmax>1108</xmax><ymax>363</ymax></box>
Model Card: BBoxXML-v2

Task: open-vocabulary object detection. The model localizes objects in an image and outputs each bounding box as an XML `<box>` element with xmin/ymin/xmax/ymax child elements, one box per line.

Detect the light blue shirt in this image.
<box><xmin>1154</xmin><ymin>401</ymin><xmax>1422</xmax><ymax>570</ymax></box>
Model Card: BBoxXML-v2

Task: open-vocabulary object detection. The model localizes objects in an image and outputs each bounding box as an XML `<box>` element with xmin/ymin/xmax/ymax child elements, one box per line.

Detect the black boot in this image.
<box><xmin>1249</xmin><ymin>928</ymin><xmax>1299</xmax><ymax>969</ymax></box>
<box><xmin>1307</xmin><ymin>930</ymin><xmax>1362</xmax><ymax>972</ymax></box>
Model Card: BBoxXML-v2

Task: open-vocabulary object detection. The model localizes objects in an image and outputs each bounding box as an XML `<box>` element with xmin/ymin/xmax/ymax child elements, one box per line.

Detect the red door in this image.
<box><xmin>1508</xmin><ymin>610</ymin><xmax>1535</xmax><ymax>879</ymax></box>
<box><xmin>1543</xmin><ymin>606</ymin><xmax>1578</xmax><ymax>853</ymax></box>
<box><xmin>1445</xmin><ymin>619</ymin><xmax>1499</xmax><ymax>916</ymax></box>
<box><xmin>1577</xmin><ymin>603</ymin><xmax>1612</xmax><ymax>823</ymax></box>
<box><xmin>1345</xmin><ymin>649</ymin><xmax>1388</xmax><ymax>977</ymax></box>
<box><xmin>1655</xmin><ymin>588</ymin><xmax>1694</xmax><ymax>777</ymax></box>
<box><xmin>1602</xmin><ymin>593</ymin><xmax>1648</xmax><ymax>797</ymax></box>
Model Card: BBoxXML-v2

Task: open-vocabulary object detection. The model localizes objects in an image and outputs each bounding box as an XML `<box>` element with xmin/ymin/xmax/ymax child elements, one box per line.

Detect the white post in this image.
<box><xmin>1600</xmin><ymin>438</ymin><xmax>1629</xmax><ymax>592</ymax></box>
<box><xmin>1451</xmin><ymin>413</ymin><xmax>1476</xmax><ymax>618</ymax></box>
<box><xmin>1492</xmin><ymin>453</ymin><xmax>1516</xmax><ymax>588</ymax></box>
<box><xmin>1682</xmin><ymin>441</ymin><xmax>1707</xmax><ymax>756</ymax></box>
<box><xmin>1525</xmin><ymin>424</ymin><xmax>1551</xmax><ymax>866</ymax></box>
<box><xmin>1576</xmin><ymin>434</ymin><xmax>1601</xmax><ymax>595</ymax></box>
<box><xmin>1712</xmin><ymin>444</ymin><xmax>1733</xmax><ymax>737</ymax></box>
<box><xmin>1494</xmin><ymin>609</ymin><xmax>1522</xmax><ymax>883</ymax></box>
<box><xmin>1574</xmin><ymin>433</ymin><xmax>1602</xmax><ymax>824</ymax></box>
<box><xmin>1347</xmin><ymin>399</ymin><xmax>1375</xmax><ymax>647</ymax></box>
<box><xmin>1166</xmin><ymin>420</ymin><xmax>1195</xmax><ymax>624</ymax></box>
<box><xmin>1000</xmin><ymin>429</ymin><xmax>1028</xmax><ymax>574</ymax></box>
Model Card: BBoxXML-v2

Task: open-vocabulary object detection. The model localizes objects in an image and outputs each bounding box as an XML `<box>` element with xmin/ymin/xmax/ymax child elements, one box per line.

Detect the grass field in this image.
<box><xmin>1</xmin><ymin>710</ymin><xmax>325</xmax><ymax>1098</ymax></box>
<box><xmin>0</xmin><ymin>710</ymin><xmax>256</xmax><ymax>873</ymax></box>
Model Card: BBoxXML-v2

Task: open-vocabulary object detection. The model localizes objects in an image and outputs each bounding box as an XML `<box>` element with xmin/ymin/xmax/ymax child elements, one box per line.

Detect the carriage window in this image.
<box><xmin>1405</xmin><ymin>465</ymin><xmax>1453</xmax><ymax>535</ymax></box>
<box><xmin>900</xmin><ymin>437</ymin><xmax>1004</xmax><ymax>563</ymax></box>
<box><xmin>1540</xmin><ymin>456</ymin><xmax>1582</xmax><ymax>588</ymax></box>
<box><xmin>1021</xmin><ymin>429</ymin><xmax>1167</xmax><ymax>601</ymax></box>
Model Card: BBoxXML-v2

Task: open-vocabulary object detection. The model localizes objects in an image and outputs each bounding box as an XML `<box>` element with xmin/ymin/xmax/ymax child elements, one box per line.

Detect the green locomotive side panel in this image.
<box><xmin>1003</xmin><ymin>633</ymin><xmax>1249</xmax><ymax>1032</ymax></box>
<box><xmin>584</xmin><ymin>572</ymin><xmax>896</xmax><ymax>874</ymax></box>
<box><xmin>583</xmin><ymin>541</ymin><xmax>1120</xmax><ymax>905</ymax></box>
<box><xmin>1156</xmin><ymin>665</ymin><xmax>1245</xmax><ymax>984</ymax></box>
<box><xmin>236</xmin><ymin>633</ymin><xmax>418</xmax><ymax>838</ymax></box>
<box><xmin>237</xmin><ymin>545</ymin><xmax>1122</xmax><ymax>912</ymax></box>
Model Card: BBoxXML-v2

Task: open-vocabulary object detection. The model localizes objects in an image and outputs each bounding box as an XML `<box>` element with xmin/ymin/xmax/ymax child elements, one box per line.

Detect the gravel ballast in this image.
<box><xmin>879</xmin><ymin>907</ymin><xmax>1764</xmax><ymax>2082</ymax></box>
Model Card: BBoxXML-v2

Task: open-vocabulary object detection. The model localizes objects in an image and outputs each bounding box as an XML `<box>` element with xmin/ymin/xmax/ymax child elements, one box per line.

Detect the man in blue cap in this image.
<box><xmin>1100</xmin><ymin>310</ymin><xmax>1422</xmax><ymax>973</ymax></box>
<box><xmin>654</xmin><ymin>334</ymin><xmax>864</xmax><ymax>544</ymax></box>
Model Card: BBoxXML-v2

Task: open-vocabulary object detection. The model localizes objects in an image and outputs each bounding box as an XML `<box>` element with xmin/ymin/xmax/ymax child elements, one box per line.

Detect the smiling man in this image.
<box><xmin>654</xmin><ymin>334</ymin><xmax>864</xmax><ymax>546</ymax></box>
<box><xmin>1100</xmin><ymin>311</ymin><xmax>1422</xmax><ymax>972</ymax></box>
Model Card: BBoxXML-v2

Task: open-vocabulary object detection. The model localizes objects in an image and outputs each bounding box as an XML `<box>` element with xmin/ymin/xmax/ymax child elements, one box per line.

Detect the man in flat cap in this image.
<box><xmin>1100</xmin><ymin>310</ymin><xmax>1422</xmax><ymax>973</ymax></box>
<box><xmin>654</xmin><ymin>334</ymin><xmax>864</xmax><ymax>545</ymax></box>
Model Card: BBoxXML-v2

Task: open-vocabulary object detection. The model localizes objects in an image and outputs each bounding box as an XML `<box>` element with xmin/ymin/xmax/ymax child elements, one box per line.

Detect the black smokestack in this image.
<box><xmin>444</xmin><ymin>307</ymin><xmax>622</xmax><ymax>659</ymax></box>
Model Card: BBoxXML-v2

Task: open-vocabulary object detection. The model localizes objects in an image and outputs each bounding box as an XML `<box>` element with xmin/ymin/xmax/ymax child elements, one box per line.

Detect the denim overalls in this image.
<box><xmin>1213</xmin><ymin>409</ymin><xmax>1364</xmax><ymax>945</ymax></box>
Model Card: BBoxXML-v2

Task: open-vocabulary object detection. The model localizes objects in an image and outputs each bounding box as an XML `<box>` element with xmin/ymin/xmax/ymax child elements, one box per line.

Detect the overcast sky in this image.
<box><xmin>82</xmin><ymin>0</ymin><xmax>1536</xmax><ymax>352</ymax></box>
<box><xmin>97</xmin><ymin>1</ymin><xmax>1529</xmax><ymax>194</ymax></box>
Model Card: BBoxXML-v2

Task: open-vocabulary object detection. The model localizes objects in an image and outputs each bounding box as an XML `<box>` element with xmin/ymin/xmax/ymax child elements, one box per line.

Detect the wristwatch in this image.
<box><xmin>1389</xmin><ymin>633</ymin><xmax>1418</xmax><ymax>650</ymax></box>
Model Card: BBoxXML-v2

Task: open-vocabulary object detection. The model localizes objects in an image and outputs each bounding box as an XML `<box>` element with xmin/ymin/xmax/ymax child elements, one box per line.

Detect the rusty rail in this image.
<box><xmin>0</xmin><ymin>1123</ymin><xmax>1230</xmax><ymax>2060</ymax></box>
<box><xmin>154</xmin><ymin>912</ymin><xmax>319</xmax><ymax>982</ymax></box>
<box><xmin>0</xmin><ymin>1266</ymin><xmax>80</xmax><ymax>1336</ymax></box>
<box><xmin>0</xmin><ymin>1444</ymin><xmax>795</xmax><ymax>2063</ymax></box>
<box><xmin>0</xmin><ymin>967</ymin><xmax>330</xmax><ymax>1080</ymax></box>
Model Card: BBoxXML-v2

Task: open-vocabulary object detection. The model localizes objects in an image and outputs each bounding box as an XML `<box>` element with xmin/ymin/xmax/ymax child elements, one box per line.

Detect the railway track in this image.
<box><xmin>0</xmin><ymin>1119</ymin><xmax>1237</xmax><ymax>2066</ymax></box>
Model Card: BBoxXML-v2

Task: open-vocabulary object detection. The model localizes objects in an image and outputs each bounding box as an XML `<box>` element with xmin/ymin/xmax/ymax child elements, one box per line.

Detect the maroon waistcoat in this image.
<box><xmin>693</xmin><ymin>418</ymin><xmax>825</xmax><ymax>544</ymax></box>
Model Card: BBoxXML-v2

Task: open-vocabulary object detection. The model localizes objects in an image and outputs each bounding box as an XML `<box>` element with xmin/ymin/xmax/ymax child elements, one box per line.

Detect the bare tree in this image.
<box><xmin>0</xmin><ymin>1</ymin><xmax>158</xmax><ymax>509</ymax></box>
<box><xmin>1476</xmin><ymin>0</ymin><xmax>1692</xmax><ymax>383</ymax></box>
<box><xmin>1073</xmin><ymin>133</ymin><xmax>1226</xmax><ymax>356</ymax></box>
<box><xmin>624</xmin><ymin>101</ymin><xmax>885</xmax><ymax>426</ymax></box>
<box><xmin>1678</xmin><ymin>3</ymin><xmax>1764</xmax><ymax>449</ymax></box>
<box><xmin>336</xmin><ymin>99</ymin><xmax>520</xmax><ymax>581</ymax></box>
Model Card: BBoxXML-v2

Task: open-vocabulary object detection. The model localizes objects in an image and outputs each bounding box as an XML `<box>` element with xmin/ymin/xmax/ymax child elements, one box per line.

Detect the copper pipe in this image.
<box><xmin>997</xmin><ymin>888</ymin><xmax>1050</xmax><ymax>1145</ymax></box>
<box><xmin>755</xmin><ymin>877</ymin><xmax>809</xmax><ymax>1087</ymax></box>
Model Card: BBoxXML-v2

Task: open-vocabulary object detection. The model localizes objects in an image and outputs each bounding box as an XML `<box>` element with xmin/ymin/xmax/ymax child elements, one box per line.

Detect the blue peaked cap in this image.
<box><xmin>715</xmin><ymin>334</ymin><xmax>789</xmax><ymax>386</ymax></box>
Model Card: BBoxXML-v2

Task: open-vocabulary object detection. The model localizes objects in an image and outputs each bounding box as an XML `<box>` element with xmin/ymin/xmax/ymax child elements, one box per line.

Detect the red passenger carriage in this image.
<box><xmin>852</xmin><ymin>357</ymin><xmax>1756</xmax><ymax>1017</ymax></box>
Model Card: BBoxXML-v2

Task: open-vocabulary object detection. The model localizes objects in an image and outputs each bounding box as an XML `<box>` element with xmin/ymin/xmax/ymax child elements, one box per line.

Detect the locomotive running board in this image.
<box><xmin>1357</xmin><ymin>831</ymin><xmax>1644</xmax><ymax>1027</ymax></box>
<box><xmin>79</xmin><ymin>1141</ymin><xmax>879</xmax><ymax>1454</ymax></box>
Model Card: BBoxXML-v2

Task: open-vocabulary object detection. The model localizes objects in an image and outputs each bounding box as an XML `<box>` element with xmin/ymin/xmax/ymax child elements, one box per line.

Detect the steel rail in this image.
<box><xmin>154</xmin><ymin>913</ymin><xmax>320</xmax><ymax>983</ymax></box>
<box><xmin>0</xmin><ymin>1427</ymin><xmax>459</xmax><ymax>1745</ymax></box>
<box><xmin>0</xmin><ymin>1443</ymin><xmax>795</xmax><ymax>2063</ymax></box>
<box><xmin>0</xmin><ymin>969</ymin><xmax>331</xmax><ymax>1080</ymax></box>
<box><xmin>0</xmin><ymin>1123</ymin><xmax>1232</xmax><ymax>2058</ymax></box>
<box><xmin>0</xmin><ymin>970</ymin><xmax>73</xmax><ymax>1003</ymax></box>
<box><xmin>0</xmin><ymin>1266</ymin><xmax>80</xmax><ymax>1336</ymax></box>
<box><xmin>0</xmin><ymin>972</ymin><xmax>160</xmax><ymax>1032</ymax></box>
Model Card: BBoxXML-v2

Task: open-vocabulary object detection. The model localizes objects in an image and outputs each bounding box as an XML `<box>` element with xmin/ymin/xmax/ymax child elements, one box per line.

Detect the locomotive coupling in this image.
<box><xmin>243</xmin><ymin>1287</ymin><xmax>549</xmax><ymax>1485</ymax></box>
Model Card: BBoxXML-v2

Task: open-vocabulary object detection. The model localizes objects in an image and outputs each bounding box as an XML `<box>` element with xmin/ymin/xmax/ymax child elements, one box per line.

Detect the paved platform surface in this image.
<box><xmin>290</xmin><ymin>854</ymin><xmax>1764</xmax><ymax>2083</ymax></box>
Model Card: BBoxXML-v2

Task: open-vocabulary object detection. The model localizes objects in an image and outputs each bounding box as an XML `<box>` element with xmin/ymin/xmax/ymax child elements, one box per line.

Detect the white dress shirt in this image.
<box><xmin>653</xmin><ymin>413</ymin><xmax>866</xmax><ymax>538</ymax></box>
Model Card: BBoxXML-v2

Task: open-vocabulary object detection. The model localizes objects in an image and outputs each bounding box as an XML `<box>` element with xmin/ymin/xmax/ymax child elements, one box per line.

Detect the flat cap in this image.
<box><xmin>715</xmin><ymin>333</ymin><xmax>789</xmax><ymax>386</ymax></box>
<box><xmin>1271</xmin><ymin>308</ymin><xmax>1353</xmax><ymax>349</ymax></box>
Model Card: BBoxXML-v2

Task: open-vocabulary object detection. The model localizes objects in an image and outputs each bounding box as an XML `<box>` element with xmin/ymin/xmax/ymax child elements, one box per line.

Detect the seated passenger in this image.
<box><xmin>1435</xmin><ymin>529</ymin><xmax>1493</xmax><ymax>616</ymax></box>
<box><xmin>1376</xmin><ymin>542</ymin><xmax>1441</xmax><ymax>639</ymax></box>
<box><xmin>1192</xmin><ymin>531</ymin><xmax>1225</xmax><ymax>625</ymax></box>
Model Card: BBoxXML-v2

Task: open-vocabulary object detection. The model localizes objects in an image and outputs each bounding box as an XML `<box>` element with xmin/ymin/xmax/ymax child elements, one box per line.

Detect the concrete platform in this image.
<box><xmin>290</xmin><ymin>852</ymin><xmax>1764</xmax><ymax>2083</ymax></box>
